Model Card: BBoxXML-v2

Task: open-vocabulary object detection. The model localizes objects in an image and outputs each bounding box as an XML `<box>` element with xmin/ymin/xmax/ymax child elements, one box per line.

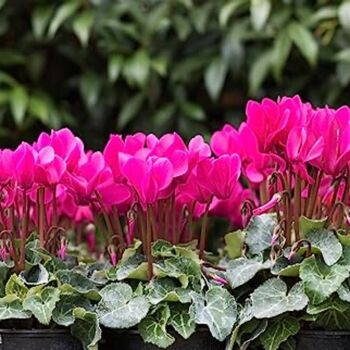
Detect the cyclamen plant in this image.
<box><xmin>2</xmin><ymin>95</ymin><xmax>350</xmax><ymax>350</ymax></box>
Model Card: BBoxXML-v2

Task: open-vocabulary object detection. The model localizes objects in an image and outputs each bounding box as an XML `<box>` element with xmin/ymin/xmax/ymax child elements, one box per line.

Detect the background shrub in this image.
<box><xmin>0</xmin><ymin>0</ymin><xmax>349</xmax><ymax>147</ymax></box>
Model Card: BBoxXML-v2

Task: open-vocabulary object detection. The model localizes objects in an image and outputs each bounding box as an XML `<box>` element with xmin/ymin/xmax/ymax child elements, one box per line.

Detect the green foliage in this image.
<box><xmin>0</xmin><ymin>0</ymin><xmax>349</xmax><ymax>147</ymax></box>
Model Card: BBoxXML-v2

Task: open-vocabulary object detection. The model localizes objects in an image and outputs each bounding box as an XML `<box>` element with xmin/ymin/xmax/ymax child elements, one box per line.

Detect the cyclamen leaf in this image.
<box><xmin>169</xmin><ymin>304</ymin><xmax>195</xmax><ymax>339</ymax></box>
<box><xmin>139</xmin><ymin>305</ymin><xmax>175</xmax><ymax>349</ymax></box>
<box><xmin>224</xmin><ymin>230</ymin><xmax>245</xmax><ymax>259</ymax></box>
<box><xmin>71</xmin><ymin>308</ymin><xmax>101</xmax><ymax>350</ymax></box>
<box><xmin>300</xmin><ymin>256</ymin><xmax>349</xmax><ymax>305</ymax></box>
<box><xmin>338</xmin><ymin>280</ymin><xmax>350</xmax><ymax>302</ymax></box>
<box><xmin>56</xmin><ymin>270</ymin><xmax>100</xmax><ymax>301</ymax></box>
<box><xmin>237</xmin><ymin>318</ymin><xmax>268</xmax><ymax>350</ymax></box>
<box><xmin>97</xmin><ymin>282</ymin><xmax>150</xmax><ymax>329</ymax></box>
<box><xmin>251</xmin><ymin>278</ymin><xmax>308</xmax><ymax>319</ymax></box>
<box><xmin>52</xmin><ymin>294</ymin><xmax>92</xmax><ymax>326</ymax></box>
<box><xmin>307</xmin><ymin>298</ymin><xmax>350</xmax><ymax>330</ymax></box>
<box><xmin>245</xmin><ymin>214</ymin><xmax>277</xmax><ymax>255</ymax></box>
<box><xmin>23</xmin><ymin>286</ymin><xmax>60</xmax><ymax>325</ymax></box>
<box><xmin>5</xmin><ymin>274</ymin><xmax>28</xmax><ymax>300</ymax></box>
<box><xmin>299</xmin><ymin>216</ymin><xmax>327</xmax><ymax>237</ymax></box>
<box><xmin>226</xmin><ymin>254</ymin><xmax>271</xmax><ymax>288</ymax></box>
<box><xmin>19</xmin><ymin>264</ymin><xmax>49</xmax><ymax>286</ymax></box>
<box><xmin>260</xmin><ymin>315</ymin><xmax>300</xmax><ymax>350</ymax></box>
<box><xmin>190</xmin><ymin>286</ymin><xmax>237</xmax><ymax>341</ymax></box>
<box><xmin>271</xmin><ymin>256</ymin><xmax>301</xmax><ymax>277</ymax></box>
<box><xmin>112</xmin><ymin>253</ymin><xmax>148</xmax><ymax>281</ymax></box>
<box><xmin>306</xmin><ymin>229</ymin><xmax>342</xmax><ymax>266</ymax></box>
<box><xmin>148</xmin><ymin>278</ymin><xmax>191</xmax><ymax>304</ymax></box>
<box><xmin>152</xmin><ymin>240</ymin><xmax>175</xmax><ymax>258</ymax></box>
<box><xmin>0</xmin><ymin>295</ymin><xmax>31</xmax><ymax>320</ymax></box>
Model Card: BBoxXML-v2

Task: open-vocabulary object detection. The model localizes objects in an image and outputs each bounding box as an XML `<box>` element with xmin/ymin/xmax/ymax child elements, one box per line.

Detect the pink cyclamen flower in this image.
<box><xmin>197</xmin><ymin>154</ymin><xmax>241</xmax><ymax>200</ymax></box>
<box><xmin>57</xmin><ymin>237</ymin><xmax>68</xmax><ymax>260</ymax></box>
<box><xmin>286</xmin><ymin>126</ymin><xmax>324</xmax><ymax>182</ymax></box>
<box><xmin>122</xmin><ymin>156</ymin><xmax>174</xmax><ymax>204</ymax></box>
<box><xmin>252</xmin><ymin>193</ymin><xmax>282</xmax><ymax>216</ymax></box>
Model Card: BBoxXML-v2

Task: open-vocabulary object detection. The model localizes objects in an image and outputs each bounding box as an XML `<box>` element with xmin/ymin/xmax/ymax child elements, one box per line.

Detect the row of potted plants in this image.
<box><xmin>0</xmin><ymin>95</ymin><xmax>350</xmax><ymax>349</ymax></box>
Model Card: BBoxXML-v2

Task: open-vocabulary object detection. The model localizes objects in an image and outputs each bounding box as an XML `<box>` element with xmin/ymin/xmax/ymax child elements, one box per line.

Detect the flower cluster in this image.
<box><xmin>0</xmin><ymin>129</ymin><xmax>246</xmax><ymax>275</ymax></box>
<box><xmin>212</xmin><ymin>95</ymin><xmax>350</xmax><ymax>246</ymax></box>
<box><xmin>3</xmin><ymin>95</ymin><xmax>350</xmax><ymax>276</ymax></box>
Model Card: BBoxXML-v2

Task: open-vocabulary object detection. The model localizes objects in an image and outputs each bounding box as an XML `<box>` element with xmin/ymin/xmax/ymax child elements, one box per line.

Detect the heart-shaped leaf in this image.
<box><xmin>300</xmin><ymin>256</ymin><xmax>349</xmax><ymax>305</ymax></box>
<box><xmin>260</xmin><ymin>315</ymin><xmax>300</xmax><ymax>350</ymax></box>
<box><xmin>5</xmin><ymin>274</ymin><xmax>28</xmax><ymax>299</ymax></box>
<box><xmin>148</xmin><ymin>278</ymin><xmax>191</xmax><ymax>304</ymax></box>
<box><xmin>0</xmin><ymin>295</ymin><xmax>31</xmax><ymax>320</ymax></box>
<box><xmin>224</xmin><ymin>230</ymin><xmax>245</xmax><ymax>259</ymax></box>
<box><xmin>71</xmin><ymin>308</ymin><xmax>101</xmax><ymax>350</ymax></box>
<box><xmin>245</xmin><ymin>214</ymin><xmax>277</xmax><ymax>255</ymax></box>
<box><xmin>190</xmin><ymin>286</ymin><xmax>237</xmax><ymax>341</ymax></box>
<box><xmin>306</xmin><ymin>229</ymin><xmax>342</xmax><ymax>266</ymax></box>
<box><xmin>307</xmin><ymin>297</ymin><xmax>350</xmax><ymax>330</ymax></box>
<box><xmin>271</xmin><ymin>256</ymin><xmax>301</xmax><ymax>277</ymax></box>
<box><xmin>52</xmin><ymin>294</ymin><xmax>92</xmax><ymax>326</ymax></box>
<box><xmin>169</xmin><ymin>304</ymin><xmax>195</xmax><ymax>339</ymax></box>
<box><xmin>251</xmin><ymin>278</ymin><xmax>308</xmax><ymax>318</ymax></box>
<box><xmin>56</xmin><ymin>270</ymin><xmax>100</xmax><ymax>301</ymax></box>
<box><xmin>139</xmin><ymin>304</ymin><xmax>175</xmax><ymax>349</ymax></box>
<box><xmin>19</xmin><ymin>264</ymin><xmax>49</xmax><ymax>286</ymax></box>
<box><xmin>226</xmin><ymin>254</ymin><xmax>271</xmax><ymax>288</ymax></box>
<box><xmin>97</xmin><ymin>282</ymin><xmax>150</xmax><ymax>328</ymax></box>
<box><xmin>23</xmin><ymin>286</ymin><xmax>60</xmax><ymax>325</ymax></box>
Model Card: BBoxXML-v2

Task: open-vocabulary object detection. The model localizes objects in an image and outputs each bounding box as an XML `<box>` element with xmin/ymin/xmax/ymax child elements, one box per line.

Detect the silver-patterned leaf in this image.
<box><xmin>169</xmin><ymin>304</ymin><xmax>195</xmax><ymax>339</ymax></box>
<box><xmin>148</xmin><ymin>278</ymin><xmax>191</xmax><ymax>304</ymax></box>
<box><xmin>306</xmin><ymin>229</ymin><xmax>342</xmax><ymax>266</ymax></box>
<box><xmin>19</xmin><ymin>264</ymin><xmax>49</xmax><ymax>286</ymax></box>
<box><xmin>97</xmin><ymin>282</ymin><xmax>150</xmax><ymax>328</ymax></box>
<box><xmin>226</xmin><ymin>254</ymin><xmax>271</xmax><ymax>288</ymax></box>
<box><xmin>245</xmin><ymin>214</ymin><xmax>277</xmax><ymax>255</ymax></box>
<box><xmin>71</xmin><ymin>308</ymin><xmax>101</xmax><ymax>350</ymax></box>
<box><xmin>251</xmin><ymin>278</ymin><xmax>308</xmax><ymax>318</ymax></box>
<box><xmin>190</xmin><ymin>286</ymin><xmax>237</xmax><ymax>341</ymax></box>
<box><xmin>260</xmin><ymin>315</ymin><xmax>299</xmax><ymax>350</ymax></box>
<box><xmin>300</xmin><ymin>256</ymin><xmax>349</xmax><ymax>305</ymax></box>
<box><xmin>0</xmin><ymin>295</ymin><xmax>31</xmax><ymax>320</ymax></box>
<box><xmin>23</xmin><ymin>286</ymin><xmax>60</xmax><ymax>325</ymax></box>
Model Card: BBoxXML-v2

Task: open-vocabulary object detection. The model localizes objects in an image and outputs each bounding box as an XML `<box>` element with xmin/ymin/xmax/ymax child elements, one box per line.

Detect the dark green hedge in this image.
<box><xmin>0</xmin><ymin>0</ymin><xmax>349</xmax><ymax>147</ymax></box>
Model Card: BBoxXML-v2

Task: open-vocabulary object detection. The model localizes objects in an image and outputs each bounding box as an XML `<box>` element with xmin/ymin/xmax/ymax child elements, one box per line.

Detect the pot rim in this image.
<box><xmin>0</xmin><ymin>329</ymin><xmax>72</xmax><ymax>336</ymax></box>
<box><xmin>299</xmin><ymin>330</ymin><xmax>350</xmax><ymax>336</ymax></box>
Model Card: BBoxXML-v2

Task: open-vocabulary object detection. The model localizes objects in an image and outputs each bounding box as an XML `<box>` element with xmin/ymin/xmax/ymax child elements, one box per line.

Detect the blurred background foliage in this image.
<box><xmin>0</xmin><ymin>0</ymin><xmax>349</xmax><ymax>148</ymax></box>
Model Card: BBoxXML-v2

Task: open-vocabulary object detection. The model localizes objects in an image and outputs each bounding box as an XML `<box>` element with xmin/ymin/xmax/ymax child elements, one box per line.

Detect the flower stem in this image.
<box><xmin>38</xmin><ymin>187</ymin><xmax>46</xmax><ymax>248</ymax></box>
<box><xmin>199</xmin><ymin>200</ymin><xmax>211</xmax><ymax>259</ymax></box>
<box><xmin>146</xmin><ymin>204</ymin><xmax>153</xmax><ymax>280</ymax></box>
<box><xmin>294</xmin><ymin>175</ymin><xmax>301</xmax><ymax>242</ymax></box>
<box><xmin>19</xmin><ymin>191</ymin><xmax>29</xmax><ymax>271</ymax></box>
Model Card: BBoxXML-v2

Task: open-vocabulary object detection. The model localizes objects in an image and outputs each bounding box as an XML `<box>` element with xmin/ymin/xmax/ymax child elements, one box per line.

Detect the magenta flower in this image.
<box><xmin>252</xmin><ymin>193</ymin><xmax>282</xmax><ymax>216</ymax></box>
<box><xmin>57</xmin><ymin>237</ymin><xmax>68</xmax><ymax>260</ymax></box>
<box><xmin>286</xmin><ymin>127</ymin><xmax>324</xmax><ymax>182</ymax></box>
<box><xmin>13</xmin><ymin>142</ymin><xmax>37</xmax><ymax>190</ymax></box>
<box><xmin>122</xmin><ymin>156</ymin><xmax>174</xmax><ymax>204</ymax></box>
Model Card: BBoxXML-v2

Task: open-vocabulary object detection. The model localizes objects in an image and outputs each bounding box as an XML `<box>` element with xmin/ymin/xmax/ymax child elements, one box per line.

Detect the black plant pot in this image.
<box><xmin>0</xmin><ymin>329</ymin><xmax>82</xmax><ymax>350</ymax></box>
<box><xmin>101</xmin><ymin>328</ymin><xmax>225</xmax><ymax>350</ymax></box>
<box><xmin>296</xmin><ymin>330</ymin><xmax>350</xmax><ymax>350</ymax></box>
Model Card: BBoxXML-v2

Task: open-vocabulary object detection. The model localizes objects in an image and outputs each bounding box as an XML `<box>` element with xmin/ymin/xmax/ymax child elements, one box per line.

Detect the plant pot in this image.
<box><xmin>0</xmin><ymin>329</ymin><xmax>82</xmax><ymax>350</ymax></box>
<box><xmin>296</xmin><ymin>330</ymin><xmax>350</xmax><ymax>350</ymax></box>
<box><xmin>100</xmin><ymin>328</ymin><xmax>225</xmax><ymax>350</ymax></box>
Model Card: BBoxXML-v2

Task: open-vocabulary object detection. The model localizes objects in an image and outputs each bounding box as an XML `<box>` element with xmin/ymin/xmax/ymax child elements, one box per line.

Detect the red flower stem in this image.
<box><xmin>338</xmin><ymin>170</ymin><xmax>350</xmax><ymax>227</ymax></box>
<box><xmin>52</xmin><ymin>185</ymin><xmax>58</xmax><ymax>226</ymax></box>
<box><xmin>305</xmin><ymin>170</ymin><xmax>323</xmax><ymax>218</ymax></box>
<box><xmin>187</xmin><ymin>201</ymin><xmax>195</xmax><ymax>242</ymax></box>
<box><xmin>19</xmin><ymin>191</ymin><xmax>29</xmax><ymax>271</ymax></box>
<box><xmin>171</xmin><ymin>194</ymin><xmax>176</xmax><ymax>244</ymax></box>
<box><xmin>149</xmin><ymin>205</ymin><xmax>158</xmax><ymax>242</ymax></box>
<box><xmin>199</xmin><ymin>199</ymin><xmax>212</xmax><ymax>259</ymax></box>
<box><xmin>95</xmin><ymin>191</ymin><xmax>114</xmax><ymax>238</ymax></box>
<box><xmin>9</xmin><ymin>206</ymin><xmax>16</xmax><ymax>236</ymax></box>
<box><xmin>146</xmin><ymin>204</ymin><xmax>153</xmax><ymax>280</ymax></box>
<box><xmin>294</xmin><ymin>175</ymin><xmax>301</xmax><ymax>242</ymax></box>
<box><xmin>157</xmin><ymin>200</ymin><xmax>164</xmax><ymax>240</ymax></box>
<box><xmin>164</xmin><ymin>199</ymin><xmax>169</xmax><ymax>241</ymax></box>
<box><xmin>111</xmin><ymin>206</ymin><xmax>125</xmax><ymax>249</ymax></box>
<box><xmin>38</xmin><ymin>187</ymin><xmax>46</xmax><ymax>248</ymax></box>
<box><xmin>259</xmin><ymin>179</ymin><xmax>269</xmax><ymax>204</ymax></box>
